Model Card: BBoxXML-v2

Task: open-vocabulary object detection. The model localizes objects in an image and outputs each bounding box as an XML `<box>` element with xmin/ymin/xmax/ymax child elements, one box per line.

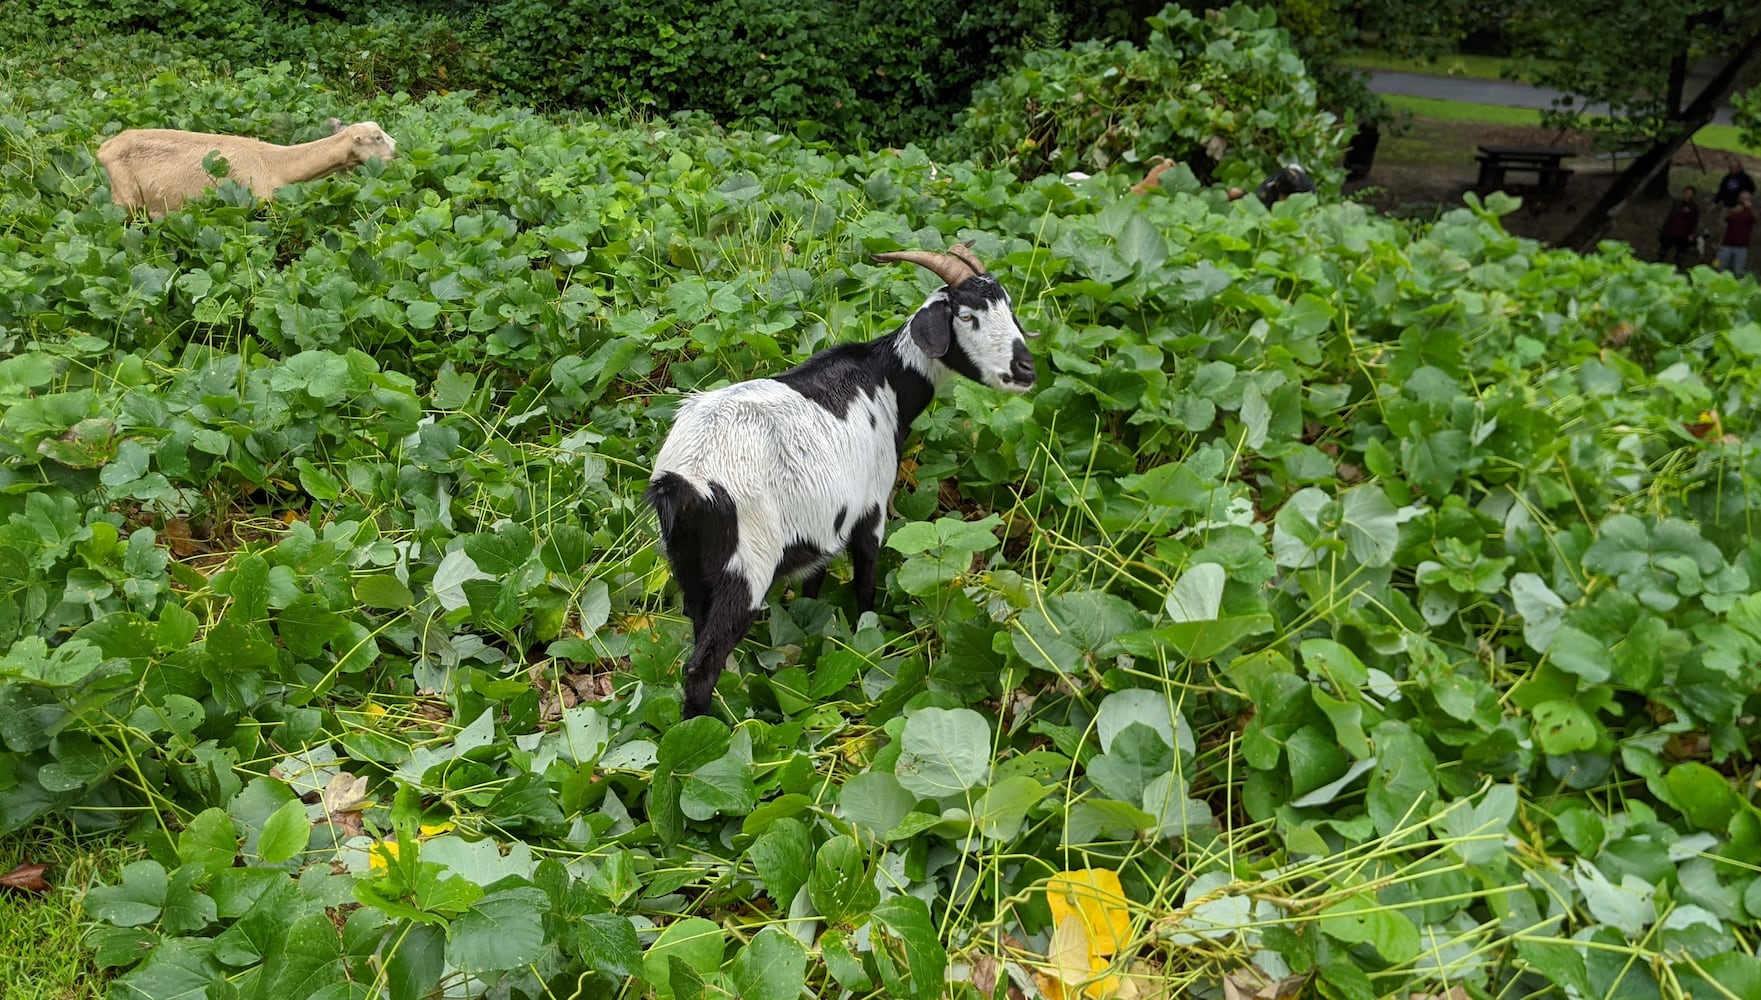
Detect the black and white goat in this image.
<box><xmin>645</xmin><ymin>243</ymin><xmax>1036</xmax><ymax>718</ymax></box>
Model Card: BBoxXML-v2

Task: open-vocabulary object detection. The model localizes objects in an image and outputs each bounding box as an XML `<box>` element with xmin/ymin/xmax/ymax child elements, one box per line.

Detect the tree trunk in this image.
<box><xmin>1642</xmin><ymin>49</ymin><xmax>1690</xmax><ymax>200</ymax></box>
<box><xmin>1563</xmin><ymin>26</ymin><xmax>1761</xmax><ymax>253</ymax></box>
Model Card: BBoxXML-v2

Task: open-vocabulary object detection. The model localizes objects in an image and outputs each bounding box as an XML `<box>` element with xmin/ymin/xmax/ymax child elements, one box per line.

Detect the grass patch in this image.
<box><xmin>1343</xmin><ymin>49</ymin><xmax>1550</xmax><ymax>83</ymax></box>
<box><xmin>0</xmin><ymin>825</ymin><xmax>140</xmax><ymax>1000</ymax></box>
<box><xmin>1383</xmin><ymin>94</ymin><xmax>1544</xmax><ymax>127</ymax></box>
<box><xmin>1384</xmin><ymin>96</ymin><xmax>1755</xmax><ymax>157</ymax></box>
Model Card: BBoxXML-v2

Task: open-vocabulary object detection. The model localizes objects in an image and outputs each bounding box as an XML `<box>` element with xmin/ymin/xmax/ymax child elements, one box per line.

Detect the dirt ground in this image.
<box><xmin>1344</xmin><ymin>118</ymin><xmax>1761</xmax><ymax>260</ymax></box>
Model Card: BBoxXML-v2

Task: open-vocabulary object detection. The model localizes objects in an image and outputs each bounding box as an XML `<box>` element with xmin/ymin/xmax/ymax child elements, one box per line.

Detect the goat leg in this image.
<box><xmin>849</xmin><ymin>506</ymin><xmax>883</xmax><ymax>615</ymax></box>
<box><xmin>798</xmin><ymin>567</ymin><xmax>828</xmax><ymax>601</ymax></box>
<box><xmin>680</xmin><ymin>585</ymin><xmax>758</xmax><ymax>718</ymax></box>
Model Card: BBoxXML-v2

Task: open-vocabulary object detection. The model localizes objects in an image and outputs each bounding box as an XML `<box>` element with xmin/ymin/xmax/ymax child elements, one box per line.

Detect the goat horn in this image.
<box><xmin>946</xmin><ymin>240</ymin><xmax>987</xmax><ymax>276</ymax></box>
<box><xmin>870</xmin><ymin>248</ymin><xmax>975</xmax><ymax>288</ymax></box>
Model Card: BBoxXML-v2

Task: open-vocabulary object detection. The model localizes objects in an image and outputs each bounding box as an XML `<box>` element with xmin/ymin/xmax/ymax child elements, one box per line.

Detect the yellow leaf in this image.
<box><xmin>1036</xmin><ymin>914</ymin><xmax>1122</xmax><ymax>999</ymax></box>
<box><xmin>368</xmin><ymin>839</ymin><xmax>399</xmax><ymax>874</ymax></box>
<box><xmin>1046</xmin><ymin>869</ymin><xmax>1133</xmax><ymax>956</ymax></box>
<box><xmin>419</xmin><ymin>820</ymin><xmax>454</xmax><ymax>837</ymax></box>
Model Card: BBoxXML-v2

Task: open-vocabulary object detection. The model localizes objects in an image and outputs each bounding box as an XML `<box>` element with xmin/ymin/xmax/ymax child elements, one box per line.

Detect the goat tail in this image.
<box><xmin>645</xmin><ymin>471</ymin><xmax>699</xmax><ymax>542</ymax></box>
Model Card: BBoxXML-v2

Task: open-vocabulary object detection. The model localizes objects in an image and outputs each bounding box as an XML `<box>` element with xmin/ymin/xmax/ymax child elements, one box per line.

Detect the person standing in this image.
<box><xmin>1717</xmin><ymin>191</ymin><xmax>1755</xmax><ymax>277</ymax></box>
<box><xmin>1713</xmin><ymin>160</ymin><xmax>1756</xmax><ymax>210</ymax></box>
<box><xmin>1657</xmin><ymin>185</ymin><xmax>1699</xmax><ymax>270</ymax></box>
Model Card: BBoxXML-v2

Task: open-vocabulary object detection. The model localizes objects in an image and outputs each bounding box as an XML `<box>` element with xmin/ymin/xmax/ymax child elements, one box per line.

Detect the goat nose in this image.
<box><xmin>1010</xmin><ymin>346</ymin><xmax>1036</xmax><ymax>385</ymax></box>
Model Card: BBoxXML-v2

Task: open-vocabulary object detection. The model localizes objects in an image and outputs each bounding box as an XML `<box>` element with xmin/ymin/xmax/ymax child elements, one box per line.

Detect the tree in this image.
<box><xmin>1501</xmin><ymin>2</ymin><xmax>1761</xmax><ymax>250</ymax></box>
<box><xmin>1508</xmin><ymin>2</ymin><xmax>1761</xmax><ymax>202</ymax></box>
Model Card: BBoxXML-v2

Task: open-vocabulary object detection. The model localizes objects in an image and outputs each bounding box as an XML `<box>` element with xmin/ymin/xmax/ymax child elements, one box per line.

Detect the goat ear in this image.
<box><xmin>908</xmin><ymin>299</ymin><xmax>952</xmax><ymax>359</ymax></box>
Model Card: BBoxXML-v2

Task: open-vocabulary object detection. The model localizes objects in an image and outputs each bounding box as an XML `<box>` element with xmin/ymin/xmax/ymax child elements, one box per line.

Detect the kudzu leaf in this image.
<box><xmin>386</xmin><ymin>921</ymin><xmax>445</xmax><ymax>1000</ymax></box>
<box><xmin>1087</xmin><ymin>724</ymin><xmax>1173</xmax><ymax>804</ymax></box>
<box><xmin>1317</xmin><ymin>893</ymin><xmax>1420</xmax><ymax>963</ymax></box>
<box><xmin>894</xmin><ymin>707</ymin><xmax>990</xmax><ymax>798</ymax></box>
<box><xmin>1165</xmin><ymin>561</ymin><xmax>1224</xmax><ymax>624</ymax></box>
<box><xmin>575</xmin><ymin>913</ymin><xmax>640</xmax><ymax>980</ymax></box>
<box><xmin>839</xmin><ymin>772</ymin><xmax>917</xmax><ymax>843</ymax></box>
<box><xmin>445</xmin><ymin>886</ymin><xmax>548</xmax><ymax>973</ymax></box>
<box><xmin>1572</xmin><ymin>860</ymin><xmax>1654</xmax><ymax>936</ymax></box>
<box><xmin>1096</xmin><ymin>687</ymin><xmax>1193</xmax><ymax>755</ymax></box>
<box><xmin>256</xmin><ymin>798</ymin><xmax>311</xmax><ymax>864</ymax></box>
<box><xmin>749</xmin><ymin>817</ymin><xmax>813</xmax><ymax>908</ymax></box>
<box><xmin>252</xmin><ymin>910</ymin><xmax>341</xmax><ymax>997</ymax></box>
<box><xmin>178</xmin><ymin>808</ymin><xmax>239</xmax><ymax>880</ymax></box>
<box><xmin>1532</xmin><ymin>699</ymin><xmax>1598</xmax><ymax>754</ymax></box>
<box><xmin>972</xmin><ymin>776</ymin><xmax>1049</xmax><ymax>841</ymax></box>
<box><xmin>86</xmin><ymin>860</ymin><xmax>168</xmax><ymax>927</ymax></box>
<box><xmin>1143</xmin><ymin>771</ymin><xmax>1213</xmax><ymax>838</ymax></box>
<box><xmin>810</xmin><ymin>835</ymin><xmax>878</xmax><ymax>926</ymax></box>
<box><xmin>730</xmin><ymin>925</ymin><xmax>807</xmax><ymax>1000</ymax></box>
<box><xmin>869</xmin><ymin>895</ymin><xmax>945</xmax><ymax>1000</ymax></box>
<box><xmin>354</xmin><ymin>574</ymin><xmax>414</xmax><ymax>610</ymax></box>
<box><xmin>641</xmin><ymin>916</ymin><xmax>723</xmax><ymax>1000</ymax></box>
<box><xmin>1665</xmin><ymin>763</ymin><xmax>1740</xmax><ymax>832</ymax></box>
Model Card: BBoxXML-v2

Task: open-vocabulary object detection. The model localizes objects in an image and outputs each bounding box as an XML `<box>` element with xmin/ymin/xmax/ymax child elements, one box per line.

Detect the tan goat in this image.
<box><xmin>96</xmin><ymin>118</ymin><xmax>398</xmax><ymax>218</ymax></box>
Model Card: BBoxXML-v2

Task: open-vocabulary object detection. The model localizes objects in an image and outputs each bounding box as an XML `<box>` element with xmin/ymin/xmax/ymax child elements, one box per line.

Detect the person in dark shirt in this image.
<box><xmin>1717</xmin><ymin>191</ymin><xmax>1755</xmax><ymax>277</ymax></box>
<box><xmin>1657</xmin><ymin>185</ymin><xmax>1699</xmax><ymax>271</ymax></box>
<box><xmin>1713</xmin><ymin>160</ymin><xmax>1756</xmax><ymax>210</ymax></box>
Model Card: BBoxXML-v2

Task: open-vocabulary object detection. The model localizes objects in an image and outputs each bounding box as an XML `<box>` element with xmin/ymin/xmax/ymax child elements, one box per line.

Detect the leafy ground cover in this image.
<box><xmin>5</xmin><ymin>18</ymin><xmax>1761</xmax><ymax>1000</ymax></box>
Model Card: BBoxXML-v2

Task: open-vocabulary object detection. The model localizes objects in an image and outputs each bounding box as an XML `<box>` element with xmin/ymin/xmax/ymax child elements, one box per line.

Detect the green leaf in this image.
<box><xmin>972</xmin><ymin>776</ymin><xmax>1049</xmax><ymax>841</ymax></box>
<box><xmin>1317</xmin><ymin>893</ymin><xmax>1421</xmax><ymax>963</ymax></box>
<box><xmin>1545</xmin><ymin>625</ymin><xmax>1613</xmax><ymax>684</ymax></box>
<box><xmin>354</xmin><ymin>574</ymin><xmax>415</xmax><ymax>610</ymax></box>
<box><xmin>257</xmin><ymin>798</ymin><xmax>311</xmax><ymax>864</ymax></box>
<box><xmin>1012</xmin><ymin>590</ymin><xmax>1147</xmax><ymax>673</ymax></box>
<box><xmin>810</xmin><ymin>835</ymin><xmax>878</xmax><ymax>926</ymax></box>
<box><xmin>386</xmin><ymin>921</ymin><xmax>446</xmax><ymax>1000</ymax></box>
<box><xmin>1096</xmin><ymin>688</ymin><xmax>1192</xmax><ymax>755</ymax></box>
<box><xmin>869</xmin><ymin>895</ymin><xmax>946</xmax><ymax>1000</ymax></box>
<box><xmin>894</xmin><ymin>707</ymin><xmax>991</xmax><ymax>798</ymax></box>
<box><xmin>1665</xmin><ymin>763</ymin><xmax>1740</xmax><ymax>832</ymax></box>
<box><xmin>642</xmin><ymin>916</ymin><xmax>723</xmax><ymax>1000</ymax></box>
<box><xmin>749</xmin><ymin>817</ymin><xmax>814</xmax><ymax>908</ymax></box>
<box><xmin>178</xmin><ymin>809</ymin><xmax>239</xmax><ymax>880</ymax></box>
<box><xmin>1087</xmin><ymin>724</ymin><xmax>1174</xmax><ymax>803</ymax></box>
<box><xmin>575</xmin><ymin>913</ymin><xmax>641</xmax><ymax>980</ymax></box>
<box><xmin>730</xmin><ymin>925</ymin><xmax>807</xmax><ymax>1000</ymax></box>
<box><xmin>1164</xmin><ymin>562</ymin><xmax>1225</xmax><ymax>621</ymax></box>
<box><xmin>838</xmin><ymin>772</ymin><xmax>917</xmax><ymax>844</ymax></box>
<box><xmin>254</xmin><ymin>910</ymin><xmax>343</xmax><ymax>999</ymax></box>
<box><xmin>1532</xmin><ymin>699</ymin><xmax>1598</xmax><ymax>754</ymax></box>
<box><xmin>445</xmin><ymin>886</ymin><xmax>549</xmax><ymax>973</ymax></box>
<box><xmin>87</xmin><ymin>860</ymin><xmax>169</xmax><ymax>927</ymax></box>
<box><xmin>1431</xmin><ymin>783</ymin><xmax>1517</xmax><ymax>866</ymax></box>
<box><xmin>820</xmin><ymin>929</ymin><xmax>873</xmax><ymax>991</ymax></box>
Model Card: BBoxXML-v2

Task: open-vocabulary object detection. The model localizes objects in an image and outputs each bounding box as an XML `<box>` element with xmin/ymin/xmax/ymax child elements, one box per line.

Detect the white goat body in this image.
<box><xmin>652</xmin><ymin>375</ymin><xmax>910</xmax><ymax>601</ymax></box>
<box><xmin>97</xmin><ymin>119</ymin><xmax>397</xmax><ymax>218</ymax></box>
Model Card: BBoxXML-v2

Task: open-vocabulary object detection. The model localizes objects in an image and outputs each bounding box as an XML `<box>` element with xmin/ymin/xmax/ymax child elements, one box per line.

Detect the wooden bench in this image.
<box><xmin>1475</xmin><ymin>145</ymin><xmax>1575</xmax><ymax>196</ymax></box>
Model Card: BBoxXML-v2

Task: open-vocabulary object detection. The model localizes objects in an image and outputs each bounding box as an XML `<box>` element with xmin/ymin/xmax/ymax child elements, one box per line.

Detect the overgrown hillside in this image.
<box><xmin>4</xmin><ymin>13</ymin><xmax>1761</xmax><ymax>1000</ymax></box>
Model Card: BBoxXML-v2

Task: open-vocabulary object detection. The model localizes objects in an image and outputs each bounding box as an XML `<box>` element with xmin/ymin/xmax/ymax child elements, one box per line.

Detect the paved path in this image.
<box><xmin>1366</xmin><ymin>70</ymin><xmax>1738</xmax><ymax>127</ymax></box>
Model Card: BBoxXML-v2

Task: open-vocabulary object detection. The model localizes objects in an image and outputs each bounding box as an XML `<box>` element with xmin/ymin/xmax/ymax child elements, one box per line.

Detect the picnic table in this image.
<box><xmin>1475</xmin><ymin>145</ymin><xmax>1575</xmax><ymax>196</ymax></box>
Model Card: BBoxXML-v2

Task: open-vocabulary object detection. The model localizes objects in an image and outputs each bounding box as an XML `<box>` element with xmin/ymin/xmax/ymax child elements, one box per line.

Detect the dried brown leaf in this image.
<box><xmin>972</xmin><ymin>955</ymin><xmax>1001</xmax><ymax>997</ymax></box>
<box><xmin>321</xmin><ymin>772</ymin><xmax>371</xmax><ymax>815</ymax></box>
<box><xmin>1</xmin><ymin>862</ymin><xmax>52</xmax><ymax>895</ymax></box>
<box><xmin>1223</xmin><ymin>967</ymin><xmax>1310</xmax><ymax>1000</ymax></box>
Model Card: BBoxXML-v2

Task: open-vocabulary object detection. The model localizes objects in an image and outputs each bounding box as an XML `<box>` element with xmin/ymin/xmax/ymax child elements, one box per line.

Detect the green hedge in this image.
<box><xmin>943</xmin><ymin>4</ymin><xmax>1350</xmax><ymax>189</ymax></box>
